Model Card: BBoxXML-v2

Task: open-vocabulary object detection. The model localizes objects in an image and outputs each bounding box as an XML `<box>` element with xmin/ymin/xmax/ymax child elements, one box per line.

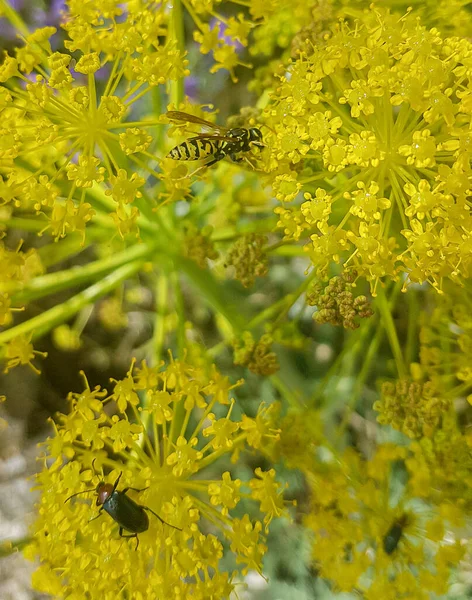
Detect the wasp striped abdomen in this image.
<box><xmin>167</xmin><ymin>138</ymin><xmax>227</xmax><ymax>161</ymax></box>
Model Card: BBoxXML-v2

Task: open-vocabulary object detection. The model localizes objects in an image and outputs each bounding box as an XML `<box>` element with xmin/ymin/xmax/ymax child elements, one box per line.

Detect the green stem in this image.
<box><xmin>209</xmin><ymin>218</ymin><xmax>278</xmax><ymax>242</ymax></box>
<box><xmin>151</xmin><ymin>87</ymin><xmax>164</xmax><ymax>150</ymax></box>
<box><xmin>9</xmin><ymin>242</ymin><xmax>160</xmax><ymax>303</ymax></box>
<box><xmin>151</xmin><ymin>272</ymin><xmax>169</xmax><ymax>366</ymax></box>
<box><xmin>314</xmin><ymin>315</ymin><xmax>376</xmax><ymax>405</ymax></box>
<box><xmin>0</xmin><ymin>217</ymin><xmax>44</xmax><ymax>232</ymax></box>
<box><xmin>0</xmin><ymin>261</ymin><xmax>145</xmax><ymax>344</ymax></box>
<box><xmin>271</xmin><ymin>374</ymin><xmax>301</xmax><ymax>409</ymax></box>
<box><xmin>172</xmin><ymin>271</ymin><xmax>186</xmax><ymax>355</ymax></box>
<box><xmin>170</xmin><ymin>0</ymin><xmax>185</xmax><ymax>107</ymax></box>
<box><xmin>405</xmin><ymin>288</ymin><xmax>420</xmax><ymax>366</ymax></box>
<box><xmin>248</xmin><ymin>271</ymin><xmax>316</xmax><ymax>330</ymax></box>
<box><xmin>336</xmin><ymin>316</ymin><xmax>383</xmax><ymax>436</ymax></box>
<box><xmin>0</xmin><ymin>536</ymin><xmax>33</xmax><ymax>557</ymax></box>
<box><xmin>0</xmin><ymin>0</ymin><xmax>29</xmax><ymax>36</ymax></box>
<box><xmin>36</xmin><ymin>229</ymin><xmax>109</xmax><ymax>269</ymax></box>
<box><xmin>375</xmin><ymin>284</ymin><xmax>407</xmax><ymax>379</ymax></box>
<box><xmin>174</xmin><ymin>256</ymin><xmax>247</xmax><ymax>334</ymax></box>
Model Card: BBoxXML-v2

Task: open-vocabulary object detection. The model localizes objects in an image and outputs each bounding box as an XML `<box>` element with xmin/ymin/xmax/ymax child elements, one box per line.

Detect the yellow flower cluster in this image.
<box><xmin>182</xmin><ymin>223</ymin><xmax>218</xmax><ymax>268</ymax></box>
<box><xmin>27</xmin><ymin>357</ymin><xmax>286</xmax><ymax>598</ymax></box>
<box><xmin>407</xmin><ymin>425</ymin><xmax>472</xmax><ymax>506</ymax></box>
<box><xmin>261</xmin><ymin>6</ymin><xmax>472</xmax><ymax>293</ymax></box>
<box><xmin>419</xmin><ymin>285</ymin><xmax>472</xmax><ymax>399</ymax></box>
<box><xmin>0</xmin><ymin>4</ymin><xmax>189</xmax><ymax>246</ymax></box>
<box><xmin>0</xmin><ymin>241</ymin><xmax>43</xmax><ymax>326</ymax></box>
<box><xmin>303</xmin><ymin>445</ymin><xmax>465</xmax><ymax>598</ymax></box>
<box><xmin>1</xmin><ymin>1</ymin><xmax>472</xmax><ymax>597</ymax></box>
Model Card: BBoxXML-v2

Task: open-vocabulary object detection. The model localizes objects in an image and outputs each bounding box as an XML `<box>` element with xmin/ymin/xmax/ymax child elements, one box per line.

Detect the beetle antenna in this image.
<box><xmin>144</xmin><ymin>507</ymin><xmax>182</xmax><ymax>531</ymax></box>
<box><xmin>64</xmin><ymin>488</ymin><xmax>96</xmax><ymax>503</ymax></box>
<box><xmin>261</xmin><ymin>122</ymin><xmax>276</xmax><ymax>135</ymax></box>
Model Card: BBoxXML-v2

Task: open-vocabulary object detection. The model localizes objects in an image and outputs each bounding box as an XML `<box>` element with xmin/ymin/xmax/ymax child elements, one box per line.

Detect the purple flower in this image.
<box><xmin>33</xmin><ymin>0</ymin><xmax>66</xmax><ymax>28</ymax></box>
<box><xmin>209</xmin><ymin>17</ymin><xmax>243</xmax><ymax>53</ymax></box>
<box><xmin>184</xmin><ymin>76</ymin><xmax>199</xmax><ymax>101</ymax></box>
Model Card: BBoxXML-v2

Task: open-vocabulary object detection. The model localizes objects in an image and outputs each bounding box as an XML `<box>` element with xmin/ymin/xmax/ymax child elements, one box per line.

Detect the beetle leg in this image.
<box><xmin>143</xmin><ymin>506</ymin><xmax>182</xmax><ymax>531</ymax></box>
<box><xmin>88</xmin><ymin>507</ymin><xmax>104</xmax><ymax>522</ymax></box>
<box><xmin>112</xmin><ymin>472</ymin><xmax>123</xmax><ymax>492</ymax></box>
<box><xmin>121</xmin><ymin>486</ymin><xmax>148</xmax><ymax>494</ymax></box>
<box><xmin>119</xmin><ymin>528</ymin><xmax>139</xmax><ymax>550</ymax></box>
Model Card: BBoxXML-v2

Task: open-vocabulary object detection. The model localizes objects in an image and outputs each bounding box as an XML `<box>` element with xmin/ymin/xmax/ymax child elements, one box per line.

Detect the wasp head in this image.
<box><xmin>248</xmin><ymin>127</ymin><xmax>265</xmax><ymax>149</ymax></box>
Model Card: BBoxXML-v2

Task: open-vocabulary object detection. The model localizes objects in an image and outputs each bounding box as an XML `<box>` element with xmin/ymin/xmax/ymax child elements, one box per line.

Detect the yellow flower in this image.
<box><xmin>303</xmin><ymin>444</ymin><xmax>464</xmax><ymax>597</ymax></box>
<box><xmin>28</xmin><ymin>358</ymin><xmax>287</xmax><ymax>597</ymax></box>
<box><xmin>262</xmin><ymin>6</ymin><xmax>472</xmax><ymax>293</ymax></box>
<box><xmin>3</xmin><ymin>333</ymin><xmax>47</xmax><ymax>374</ymax></box>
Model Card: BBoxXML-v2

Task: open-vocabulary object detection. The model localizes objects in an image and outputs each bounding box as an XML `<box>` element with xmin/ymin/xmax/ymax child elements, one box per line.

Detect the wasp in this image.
<box><xmin>166</xmin><ymin>110</ymin><xmax>265</xmax><ymax>175</ymax></box>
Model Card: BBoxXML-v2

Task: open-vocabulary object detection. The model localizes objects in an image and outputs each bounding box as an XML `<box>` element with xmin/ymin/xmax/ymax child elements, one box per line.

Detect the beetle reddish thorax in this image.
<box><xmin>96</xmin><ymin>482</ymin><xmax>114</xmax><ymax>506</ymax></box>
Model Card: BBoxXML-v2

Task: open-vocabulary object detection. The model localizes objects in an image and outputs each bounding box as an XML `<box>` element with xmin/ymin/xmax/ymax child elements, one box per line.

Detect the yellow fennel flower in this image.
<box><xmin>303</xmin><ymin>444</ymin><xmax>465</xmax><ymax>597</ymax></box>
<box><xmin>0</xmin><ymin>4</ymin><xmax>189</xmax><ymax>243</ymax></box>
<box><xmin>261</xmin><ymin>6</ymin><xmax>472</xmax><ymax>294</ymax></box>
<box><xmin>26</xmin><ymin>357</ymin><xmax>287</xmax><ymax>598</ymax></box>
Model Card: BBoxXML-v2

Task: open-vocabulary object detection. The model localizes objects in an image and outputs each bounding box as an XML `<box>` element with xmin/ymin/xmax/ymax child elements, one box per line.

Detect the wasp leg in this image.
<box><xmin>242</xmin><ymin>155</ymin><xmax>261</xmax><ymax>171</ymax></box>
<box><xmin>119</xmin><ymin>528</ymin><xmax>140</xmax><ymax>550</ymax></box>
<box><xmin>173</xmin><ymin>152</ymin><xmax>226</xmax><ymax>181</ymax></box>
<box><xmin>202</xmin><ymin>151</ymin><xmax>226</xmax><ymax>168</ymax></box>
<box><xmin>143</xmin><ymin>506</ymin><xmax>182</xmax><ymax>531</ymax></box>
<box><xmin>229</xmin><ymin>153</ymin><xmax>244</xmax><ymax>163</ymax></box>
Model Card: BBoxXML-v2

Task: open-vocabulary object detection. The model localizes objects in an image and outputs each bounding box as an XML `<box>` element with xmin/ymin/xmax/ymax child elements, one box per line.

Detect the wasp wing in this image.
<box><xmin>166</xmin><ymin>111</ymin><xmax>228</xmax><ymax>133</ymax></box>
<box><xmin>186</xmin><ymin>133</ymin><xmax>237</xmax><ymax>142</ymax></box>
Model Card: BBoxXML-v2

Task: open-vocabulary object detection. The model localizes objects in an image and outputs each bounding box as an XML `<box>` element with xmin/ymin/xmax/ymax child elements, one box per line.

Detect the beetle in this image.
<box><xmin>65</xmin><ymin>470</ymin><xmax>181</xmax><ymax>550</ymax></box>
<box><xmin>383</xmin><ymin>513</ymin><xmax>409</xmax><ymax>555</ymax></box>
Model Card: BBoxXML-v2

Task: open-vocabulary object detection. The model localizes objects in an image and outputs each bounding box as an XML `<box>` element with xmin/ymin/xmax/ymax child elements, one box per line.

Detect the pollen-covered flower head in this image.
<box><xmin>27</xmin><ymin>357</ymin><xmax>286</xmax><ymax>598</ymax></box>
<box><xmin>263</xmin><ymin>5</ymin><xmax>472</xmax><ymax>293</ymax></box>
